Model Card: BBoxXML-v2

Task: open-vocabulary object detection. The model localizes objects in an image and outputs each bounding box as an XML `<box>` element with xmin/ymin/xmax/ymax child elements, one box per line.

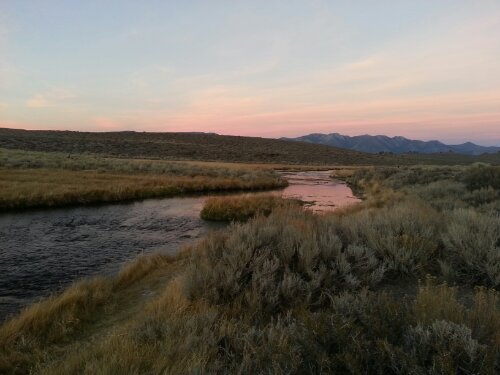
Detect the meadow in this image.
<box><xmin>1</xmin><ymin>163</ymin><xmax>499</xmax><ymax>374</ymax></box>
<box><xmin>0</xmin><ymin>148</ymin><xmax>287</xmax><ymax>210</ymax></box>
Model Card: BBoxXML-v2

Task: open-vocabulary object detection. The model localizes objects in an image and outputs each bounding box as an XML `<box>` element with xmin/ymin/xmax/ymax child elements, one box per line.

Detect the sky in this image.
<box><xmin>1</xmin><ymin>1</ymin><xmax>500</xmax><ymax>145</ymax></box>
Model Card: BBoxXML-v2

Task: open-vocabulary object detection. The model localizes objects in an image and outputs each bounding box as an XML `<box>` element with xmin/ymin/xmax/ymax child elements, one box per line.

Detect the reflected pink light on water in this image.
<box><xmin>204</xmin><ymin>171</ymin><xmax>361</xmax><ymax>213</ymax></box>
<box><xmin>278</xmin><ymin>171</ymin><xmax>361</xmax><ymax>213</ymax></box>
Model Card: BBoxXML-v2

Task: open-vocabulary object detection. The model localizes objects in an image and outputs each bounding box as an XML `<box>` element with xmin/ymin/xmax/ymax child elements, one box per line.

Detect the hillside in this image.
<box><xmin>1</xmin><ymin>128</ymin><xmax>499</xmax><ymax>165</ymax></box>
<box><xmin>284</xmin><ymin>132</ymin><xmax>500</xmax><ymax>155</ymax></box>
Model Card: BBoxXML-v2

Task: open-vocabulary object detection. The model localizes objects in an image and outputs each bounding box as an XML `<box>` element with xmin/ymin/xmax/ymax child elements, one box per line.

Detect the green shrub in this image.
<box><xmin>462</xmin><ymin>165</ymin><xmax>500</xmax><ymax>191</ymax></box>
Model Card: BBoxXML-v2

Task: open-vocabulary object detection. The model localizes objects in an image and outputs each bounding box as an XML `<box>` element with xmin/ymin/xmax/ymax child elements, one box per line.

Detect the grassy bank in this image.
<box><xmin>0</xmin><ymin>169</ymin><xmax>286</xmax><ymax>210</ymax></box>
<box><xmin>1</xmin><ymin>164</ymin><xmax>499</xmax><ymax>373</ymax></box>
<box><xmin>200</xmin><ymin>194</ymin><xmax>298</xmax><ymax>222</ymax></box>
<box><xmin>0</xmin><ymin>149</ymin><xmax>287</xmax><ymax>210</ymax></box>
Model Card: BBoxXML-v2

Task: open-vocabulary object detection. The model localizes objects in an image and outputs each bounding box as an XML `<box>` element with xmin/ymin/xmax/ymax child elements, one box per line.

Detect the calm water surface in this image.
<box><xmin>0</xmin><ymin>171</ymin><xmax>360</xmax><ymax>321</ymax></box>
<box><xmin>279</xmin><ymin>170</ymin><xmax>360</xmax><ymax>212</ymax></box>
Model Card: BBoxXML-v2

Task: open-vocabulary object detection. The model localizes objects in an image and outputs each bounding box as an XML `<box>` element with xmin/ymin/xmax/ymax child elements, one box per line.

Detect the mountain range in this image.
<box><xmin>283</xmin><ymin>133</ymin><xmax>500</xmax><ymax>155</ymax></box>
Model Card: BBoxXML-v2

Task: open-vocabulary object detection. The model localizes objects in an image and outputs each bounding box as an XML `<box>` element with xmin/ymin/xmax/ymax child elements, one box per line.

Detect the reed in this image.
<box><xmin>200</xmin><ymin>194</ymin><xmax>297</xmax><ymax>222</ymax></box>
<box><xmin>0</xmin><ymin>168</ymin><xmax>286</xmax><ymax>210</ymax></box>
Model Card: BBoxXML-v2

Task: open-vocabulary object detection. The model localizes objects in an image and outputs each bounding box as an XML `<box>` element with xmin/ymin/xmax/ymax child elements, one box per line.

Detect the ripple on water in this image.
<box><xmin>0</xmin><ymin>171</ymin><xmax>360</xmax><ymax>321</ymax></box>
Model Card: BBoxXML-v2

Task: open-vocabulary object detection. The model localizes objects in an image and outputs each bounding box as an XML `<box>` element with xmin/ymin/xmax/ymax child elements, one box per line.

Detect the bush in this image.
<box><xmin>442</xmin><ymin>209</ymin><xmax>500</xmax><ymax>287</ymax></box>
<box><xmin>462</xmin><ymin>165</ymin><xmax>500</xmax><ymax>191</ymax></box>
<box><xmin>185</xmin><ymin>208</ymin><xmax>387</xmax><ymax>315</ymax></box>
<box><xmin>403</xmin><ymin>320</ymin><xmax>489</xmax><ymax>374</ymax></box>
<box><xmin>4</xmin><ymin>163</ymin><xmax>500</xmax><ymax>373</ymax></box>
<box><xmin>336</xmin><ymin>201</ymin><xmax>442</xmax><ymax>276</ymax></box>
<box><xmin>404</xmin><ymin>180</ymin><xmax>468</xmax><ymax>211</ymax></box>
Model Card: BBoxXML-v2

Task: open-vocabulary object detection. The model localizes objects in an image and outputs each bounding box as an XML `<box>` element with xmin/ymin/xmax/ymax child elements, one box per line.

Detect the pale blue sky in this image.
<box><xmin>1</xmin><ymin>1</ymin><xmax>499</xmax><ymax>145</ymax></box>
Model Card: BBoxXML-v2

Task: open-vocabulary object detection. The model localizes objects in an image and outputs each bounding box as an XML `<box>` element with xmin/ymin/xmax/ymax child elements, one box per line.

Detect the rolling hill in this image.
<box><xmin>284</xmin><ymin>133</ymin><xmax>500</xmax><ymax>155</ymax></box>
<box><xmin>1</xmin><ymin>128</ymin><xmax>499</xmax><ymax>165</ymax></box>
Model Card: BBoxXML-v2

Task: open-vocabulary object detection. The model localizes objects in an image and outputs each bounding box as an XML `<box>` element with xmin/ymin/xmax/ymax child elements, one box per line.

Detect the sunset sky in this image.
<box><xmin>1</xmin><ymin>1</ymin><xmax>499</xmax><ymax>145</ymax></box>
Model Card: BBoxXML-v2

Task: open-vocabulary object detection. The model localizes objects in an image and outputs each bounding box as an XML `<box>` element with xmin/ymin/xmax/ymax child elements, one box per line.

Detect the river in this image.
<box><xmin>0</xmin><ymin>171</ymin><xmax>360</xmax><ymax>321</ymax></box>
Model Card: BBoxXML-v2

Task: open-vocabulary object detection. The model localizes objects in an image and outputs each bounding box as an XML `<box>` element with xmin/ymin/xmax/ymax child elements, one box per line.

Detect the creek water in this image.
<box><xmin>277</xmin><ymin>170</ymin><xmax>360</xmax><ymax>212</ymax></box>
<box><xmin>0</xmin><ymin>171</ymin><xmax>360</xmax><ymax>321</ymax></box>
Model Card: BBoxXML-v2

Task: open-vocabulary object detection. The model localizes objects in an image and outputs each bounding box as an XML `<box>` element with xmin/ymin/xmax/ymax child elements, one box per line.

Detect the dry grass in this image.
<box><xmin>0</xmin><ymin>252</ymin><xmax>179</xmax><ymax>374</ymax></box>
<box><xmin>2</xmin><ymin>204</ymin><xmax>496</xmax><ymax>374</ymax></box>
<box><xmin>200</xmin><ymin>194</ymin><xmax>298</xmax><ymax>222</ymax></box>
<box><xmin>1</xmin><ymin>204</ymin><xmax>500</xmax><ymax>373</ymax></box>
<box><xmin>0</xmin><ymin>168</ymin><xmax>286</xmax><ymax>210</ymax></box>
<box><xmin>329</xmin><ymin>167</ymin><xmax>358</xmax><ymax>180</ymax></box>
<box><xmin>2</xmin><ymin>165</ymin><xmax>500</xmax><ymax>373</ymax></box>
<box><xmin>0</xmin><ymin>147</ymin><xmax>288</xmax><ymax>210</ymax></box>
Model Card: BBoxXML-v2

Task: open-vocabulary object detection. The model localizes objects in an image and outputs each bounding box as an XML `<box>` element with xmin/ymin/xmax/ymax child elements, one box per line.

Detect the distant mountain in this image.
<box><xmin>283</xmin><ymin>133</ymin><xmax>500</xmax><ymax>155</ymax></box>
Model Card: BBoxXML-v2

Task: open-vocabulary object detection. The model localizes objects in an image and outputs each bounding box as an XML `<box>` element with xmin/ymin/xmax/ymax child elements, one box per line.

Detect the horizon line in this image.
<box><xmin>1</xmin><ymin>126</ymin><xmax>499</xmax><ymax>148</ymax></box>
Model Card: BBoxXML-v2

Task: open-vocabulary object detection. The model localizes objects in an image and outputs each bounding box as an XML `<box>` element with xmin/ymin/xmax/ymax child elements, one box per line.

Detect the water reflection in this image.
<box><xmin>0</xmin><ymin>171</ymin><xmax>360</xmax><ymax>321</ymax></box>
<box><xmin>279</xmin><ymin>170</ymin><xmax>361</xmax><ymax>212</ymax></box>
<box><xmin>0</xmin><ymin>197</ymin><xmax>222</xmax><ymax>321</ymax></box>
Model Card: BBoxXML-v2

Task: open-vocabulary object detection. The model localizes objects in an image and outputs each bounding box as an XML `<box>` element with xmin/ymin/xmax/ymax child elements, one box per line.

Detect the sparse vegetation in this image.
<box><xmin>2</xmin><ymin>128</ymin><xmax>499</xmax><ymax>165</ymax></box>
<box><xmin>1</xmin><ymin>164</ymin><xmax>499</xmax><ymax>373</ymax></box>
<box><xmin>200</xmin><ymin>194</ymin><xmax>297</xmax><ymax>222</ymax></box>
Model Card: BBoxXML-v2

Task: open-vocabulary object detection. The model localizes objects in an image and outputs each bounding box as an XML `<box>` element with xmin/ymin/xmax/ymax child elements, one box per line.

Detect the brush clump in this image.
<box><xmin>1</xmin><ymin>165</ymin><xmax>500</xmax><ymax>374</ymax></box>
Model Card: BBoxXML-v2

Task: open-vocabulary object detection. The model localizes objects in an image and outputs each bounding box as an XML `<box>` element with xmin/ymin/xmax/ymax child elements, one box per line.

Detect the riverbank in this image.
<box><xmin>1</xmin><ymin>165</ymin><xmax>499</xmax><ymax>374</ymax></box>
<box><xmin>0</xmin><ymin>170</ymin><xmax>360</xmax><ymax>322</ymax></box>
<box><xmin>0</xmin><ymin>168</ymin><xmax>287</xmax><ymax>210</ymax></box>
<box><xmin>0</xmin><ymin>148</ymin><xmax>287</xmax><ymax>210</ymax></box>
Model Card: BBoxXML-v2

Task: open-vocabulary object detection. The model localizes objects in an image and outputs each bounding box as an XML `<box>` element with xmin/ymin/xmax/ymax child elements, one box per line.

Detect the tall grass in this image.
<box><xmin>200</xmin><ymin>194</ymin><xmax>297</xmax><ymax>222</ymax></box>
<box><xmin>2</xmin><ymin>165</ymin><xmax>500</xmax><ymax>373</ymax></box>
<box><xmin>0</xmin><ymin>156</ymin><xmax>286</xmax><ymax>210</ymax></box>
<box><xmin>0</xmin><ymin>253</ymin><xmax>176</xmax><ymax>374</ymax></box>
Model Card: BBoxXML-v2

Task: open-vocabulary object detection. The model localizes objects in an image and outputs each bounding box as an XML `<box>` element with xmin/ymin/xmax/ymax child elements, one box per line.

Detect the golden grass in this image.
<box><xmin>1</xmin><ymin>204</ymin><xmax>500</xmax><ymax>373</ymax></box>
<box><xmin>0</xmin><ymin>252</ymin><xmax>181</xmax><ymax>374</ymax></box>
<box><xmin>1</xmin><ymin>165</ymin><xmax>500</xmax><ymax>373</ymax></box>
<box><xmin>415</xmin><ymin>279</ymin><xmax>500</xmax><ymax>348</ymax></box>
<box><xmin>200</xmin><ymin>194</ymin><xmax>298</xmax><ymax>221</ymax></box>
<box><xmin>0</xmin><ymin>168</ymin><xmax>286</xmax><ymax>210</ymax></box>
<box><xmin>329</xmin><ymin>167</ymin><xmax>358</xmax><ymax>180</ymax></box>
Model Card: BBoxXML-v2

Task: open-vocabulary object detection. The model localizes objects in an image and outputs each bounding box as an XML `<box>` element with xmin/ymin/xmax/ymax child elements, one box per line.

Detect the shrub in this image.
<box><xmin>403</xmin><ymin>320</ymin><xmax>489</xmax><ymax>374</ymax></box>
<box><xmin>442</xmin><ymin>209</ymin><xmax>500</xmax><ymax>287</ymax></box>
<box><xmin>185</xmin><ymin>208</ymin><xmax>387</xmax><ymax>315</ymax></box>
<box><xmin>4</xmin><ymin>163</ymin><xmax>500</xmax><ymax>373</ymax></box>
<box><xmin>336</xmin><ymin>201</ymin><xmax>442</xmax><ymax>276</ymax></box>
<box><xmin>462</xmin><ymin>165</ymin><xmax>500</xmax><ymax>191</ymax></box>
<box><xmin>464</xmin><ymin>187</ymin><xmax>499</xmax><ymax>206</ymax></box>
<box><xmin>404</xmin><ymin>180</ymin><xmax>468</xmax><ymax>211</ymax></box>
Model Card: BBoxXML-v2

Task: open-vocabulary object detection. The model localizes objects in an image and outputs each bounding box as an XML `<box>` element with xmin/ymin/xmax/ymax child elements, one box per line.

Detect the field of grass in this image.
<box><xmin>1</xmin><ymin>164</ymin><xmax>499</xmax><ymax>373</ymax></box>
<box><xmin>2</xmin><ymin>128</ymin><xmax>499</xmax><ymax>165</ymax></box>
<box><xmin>0</xmin><ymin>148</ymin><xmax>287</xmax><ymax>210</ymax></box>
<box><xmin>200</xmin><ymin>194</ymin><xmax>298</xmax><ymax>222</ymax></box>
